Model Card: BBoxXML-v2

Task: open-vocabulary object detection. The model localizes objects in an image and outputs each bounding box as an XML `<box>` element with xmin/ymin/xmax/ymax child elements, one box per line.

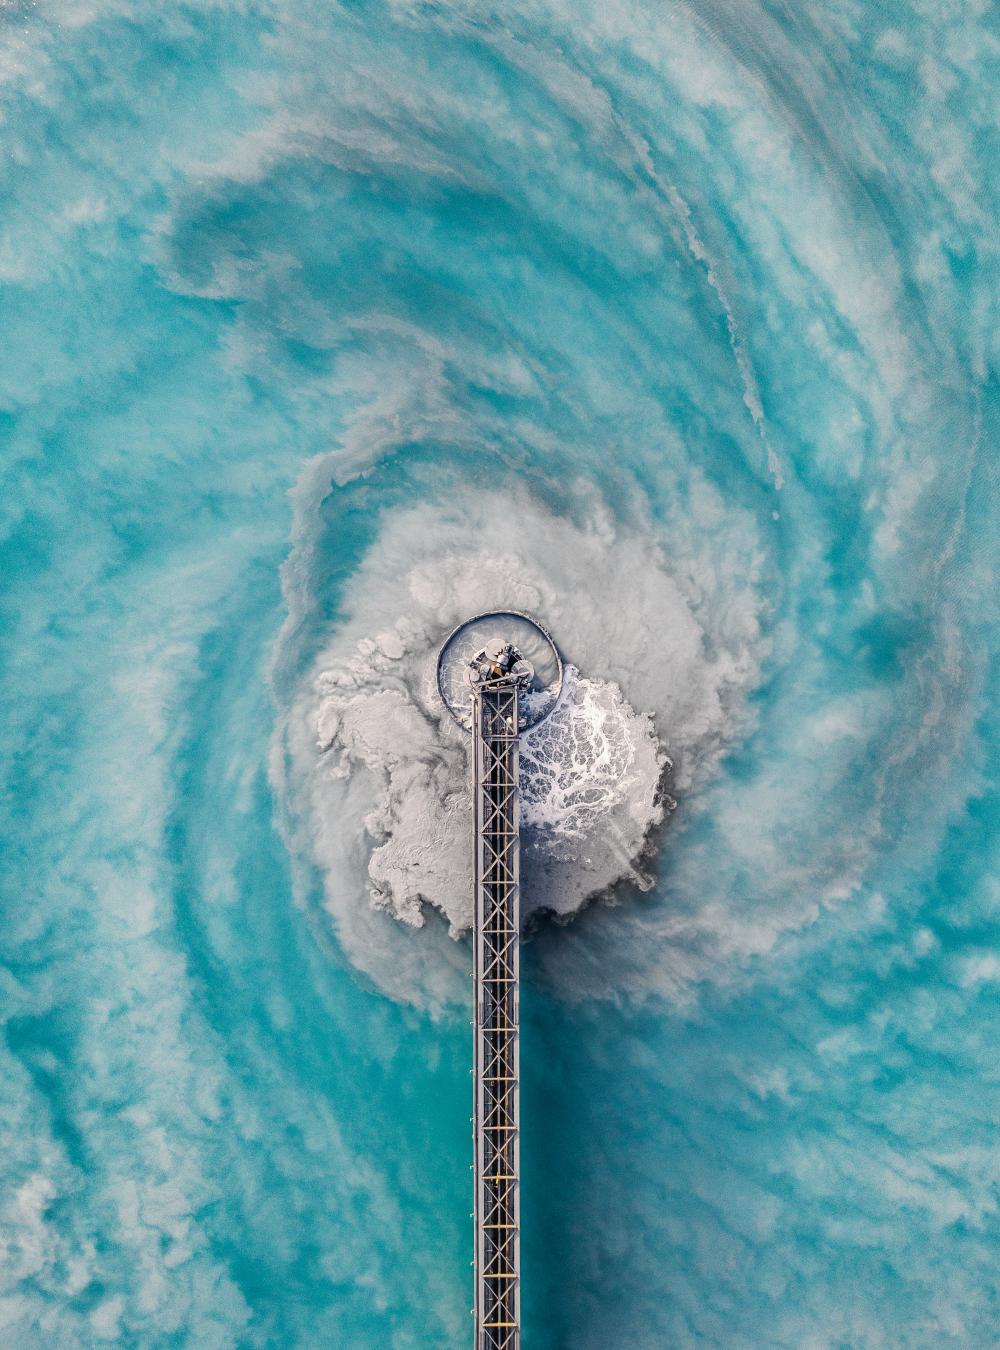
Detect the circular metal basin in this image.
<box><xmin>436</xmin><ymin>610</ymin><xmax>563</xmax><ymax>730</ymax></box>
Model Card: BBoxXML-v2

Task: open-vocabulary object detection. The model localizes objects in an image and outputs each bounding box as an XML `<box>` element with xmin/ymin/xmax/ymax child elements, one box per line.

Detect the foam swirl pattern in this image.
<box><xmin>0</xmin><ymin>2</ymin><xmax>997</xmax><ymax>1346</ymax></box>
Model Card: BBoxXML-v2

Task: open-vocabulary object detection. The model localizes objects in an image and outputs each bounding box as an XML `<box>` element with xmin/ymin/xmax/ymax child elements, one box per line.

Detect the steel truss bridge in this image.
<box><xmin>472</xmin><ymin>677</ymin><xmax>522</xmax><ymax>1350</ymax></box>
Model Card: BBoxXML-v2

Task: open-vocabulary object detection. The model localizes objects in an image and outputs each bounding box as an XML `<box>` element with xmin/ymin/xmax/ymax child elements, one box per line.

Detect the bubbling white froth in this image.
<box><xmin>315</xmin><ymin>655</ymin><xmax>668</xmax><ymax>934</ymax></box>
<box><xmin>283</xmin><ymin>483</ymin><xmax>766</xmax><ymax>1006</ymax></box>
<box><xmin>520</xmin><ymin>668</ymin><xmax>671</xmax><ymax>916</ymax></box>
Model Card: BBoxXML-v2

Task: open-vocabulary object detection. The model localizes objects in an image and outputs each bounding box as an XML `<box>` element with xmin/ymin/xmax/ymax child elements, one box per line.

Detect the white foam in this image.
<box><xmin>278</xmin><ymin>482</ymin><xmax>767</xmax><ymax>1006</ymax></box>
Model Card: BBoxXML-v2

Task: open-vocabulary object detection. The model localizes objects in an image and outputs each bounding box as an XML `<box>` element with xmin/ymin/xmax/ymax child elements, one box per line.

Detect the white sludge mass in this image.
<box><xmin>282</xmin><ymin>483</ymin><xmax>767</xmax><ymax>1007</ymax></box>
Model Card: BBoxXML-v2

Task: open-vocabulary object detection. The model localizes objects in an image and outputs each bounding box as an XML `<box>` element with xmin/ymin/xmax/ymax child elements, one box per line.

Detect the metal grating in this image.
<box><xmin>472</xmin><ymin>682</ymin><xmax>521</xmax><ymax>1350</ymax></box>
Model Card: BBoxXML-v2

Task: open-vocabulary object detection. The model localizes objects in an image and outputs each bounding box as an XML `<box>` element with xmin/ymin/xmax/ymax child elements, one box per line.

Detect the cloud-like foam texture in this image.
<box><xmin>276</xmin><ymin>481</ymin><xmax>766</xmax><ymax>1005</ymax></box>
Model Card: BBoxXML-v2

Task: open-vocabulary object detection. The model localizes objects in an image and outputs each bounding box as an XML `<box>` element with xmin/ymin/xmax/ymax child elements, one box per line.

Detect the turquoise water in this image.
<box><xmin>1</xmin><ymin>2</ymin><xmax>998</xmax><ymax>1346</ymax></box>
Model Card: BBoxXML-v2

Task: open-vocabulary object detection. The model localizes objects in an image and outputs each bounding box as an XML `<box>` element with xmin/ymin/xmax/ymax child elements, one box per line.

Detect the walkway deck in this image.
<box><xmin>472</xmin><ymin>680</ymin><xmax>521</xmax><ymax>1350</ymax></box>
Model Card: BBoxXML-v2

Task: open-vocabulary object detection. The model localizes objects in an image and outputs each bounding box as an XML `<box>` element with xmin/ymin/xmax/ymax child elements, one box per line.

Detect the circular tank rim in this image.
<box><xmin>436</xmin><ymin>609</ymin><xmax>564</xmax><ymax>730</ymax></box>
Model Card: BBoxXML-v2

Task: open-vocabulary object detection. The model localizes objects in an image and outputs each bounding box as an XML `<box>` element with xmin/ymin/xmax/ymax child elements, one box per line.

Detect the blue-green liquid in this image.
<box><xmin>0</xmin><ymin>2</ymin><xmax>997</xmax><ymax>1345</ymax></box>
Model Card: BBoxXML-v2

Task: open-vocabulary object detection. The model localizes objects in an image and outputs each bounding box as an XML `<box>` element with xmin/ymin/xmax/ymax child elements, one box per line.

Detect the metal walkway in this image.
<box><xmin>472</xmin><ymin>679</ymin><xmax>522</xmax><ymax>1350</ymax></box>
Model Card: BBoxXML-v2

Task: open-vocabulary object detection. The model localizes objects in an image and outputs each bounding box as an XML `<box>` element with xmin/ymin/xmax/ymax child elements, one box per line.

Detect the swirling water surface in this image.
<box><xmin>1</xmin><ymin>2</ymin><xmax>998</xmax><ymax>1346</ymax></box>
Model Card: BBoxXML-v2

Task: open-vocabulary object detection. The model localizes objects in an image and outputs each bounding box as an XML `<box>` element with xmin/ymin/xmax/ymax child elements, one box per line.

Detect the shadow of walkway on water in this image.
<box><xmin>519</xmin><ymin>925</ymin><xmax>692</xmax><ymax>1350</ymax></box>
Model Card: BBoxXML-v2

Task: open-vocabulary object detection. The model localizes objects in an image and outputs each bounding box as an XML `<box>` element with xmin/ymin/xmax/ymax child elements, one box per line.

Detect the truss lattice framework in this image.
<box><xmin>473</xmin><ymin>684</ymin><xmax>521</xmax><ymax>1350</ymax></box>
